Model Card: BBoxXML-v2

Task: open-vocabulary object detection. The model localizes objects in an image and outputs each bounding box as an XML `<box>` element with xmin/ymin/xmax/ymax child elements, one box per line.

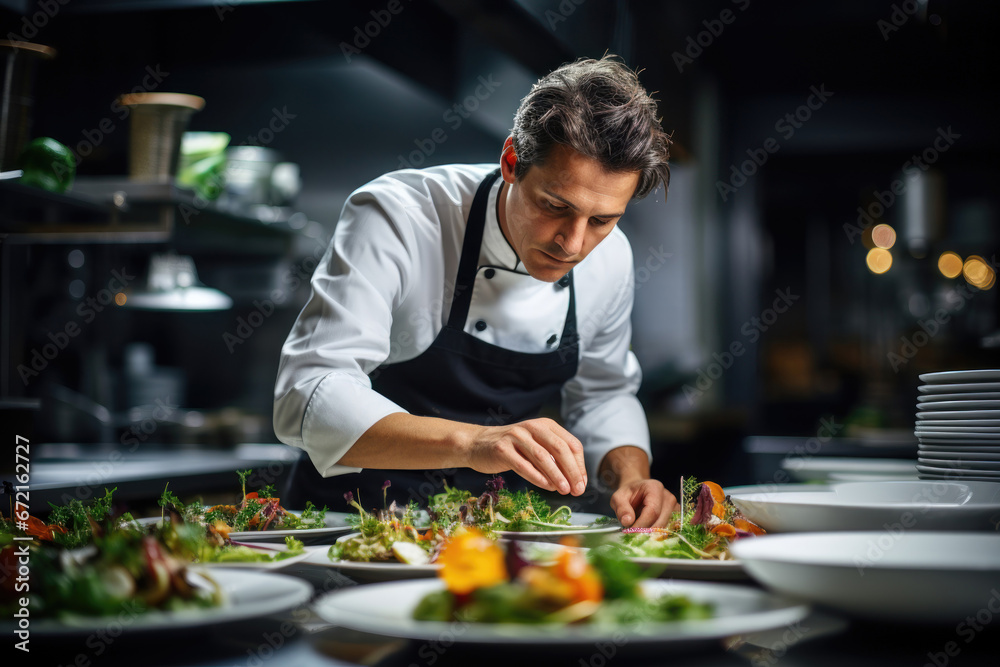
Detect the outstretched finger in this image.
<box><xmin>657</xmin><ymin>493</ymin><xmax>679</xmax><ymax>526</ymax></box>
<box><xmin>528</xmin><ymin>427</ymin><xmax>586</xmax><ymax>495</ymax></box>
<box><xmin>515</xmin><ymin>440</ymin><xmax>571</xmax><ymax>494</ymax></box>
<box><xmin>505</xmin><ymin>450</ymin><xmax>559</xmax><ymax>492</ymax></box>
<box><xmin>609</xmin><ymin>490</ymin><xmax>637</xmax><ymax>527</ymax></box>
<box><xmin>631</xmin><ymin>499</ymin><xmax>661</xmax><ymax>528</ymax></box>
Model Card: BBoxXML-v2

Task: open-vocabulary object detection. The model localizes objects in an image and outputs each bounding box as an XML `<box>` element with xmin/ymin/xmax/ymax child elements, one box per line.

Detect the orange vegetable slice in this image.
<box><xmin>733</xmin><ymin>515</ymin><xmax>766</xmax><ymax>535</ymax></box>
<box><xmin>518</xmin><ymin>566</ymin><xmax>576</xmax><ymax>605</ymax></box>
<box><xmin>703</xmin><ymin>481</ymin><xmax>728</xmax><ymax>519</ymax></box>
<box><xmin>211</xmin><ymin>520</ymin><xmax>232</xmax><ymax>539</ymax></box>
<box><xmin>437</xmin><ymin>528</ymin><xmax>507</xmax><ymax>595</ymax></box>
<box><xmin>709</xmin><ymin>522</ymin><xmax>737</xmax><ymax>538</ymax></box>
<box><xmin>550</xmin><ymin>548</ymin><xmax>604</xmax><ymax>604</ymax></box>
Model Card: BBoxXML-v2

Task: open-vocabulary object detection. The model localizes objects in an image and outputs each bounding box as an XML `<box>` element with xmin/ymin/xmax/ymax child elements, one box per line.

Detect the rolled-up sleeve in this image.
<box><xmin>274</xmin><ymin>188</ymin><xmax>415</xmax><ymax>477</ymax></box>
<box><xmin>561</xmin><ymin>239</ymin><xmax>650</xmax><ymax>486</ymax></box>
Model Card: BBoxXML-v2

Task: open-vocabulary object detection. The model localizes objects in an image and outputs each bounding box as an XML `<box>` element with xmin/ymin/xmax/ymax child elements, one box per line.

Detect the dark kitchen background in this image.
<box><xmin>2</xmin><ymin>0</ymin><xmax>999</xmax><ymax>505</ymax></box>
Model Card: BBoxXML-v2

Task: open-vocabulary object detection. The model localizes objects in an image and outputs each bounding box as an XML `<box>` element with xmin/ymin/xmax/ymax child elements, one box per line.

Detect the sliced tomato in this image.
<box><xmin>24</xmin><ymin>515</ymin><xmax>67</xmax><ymax>541</ymax></box>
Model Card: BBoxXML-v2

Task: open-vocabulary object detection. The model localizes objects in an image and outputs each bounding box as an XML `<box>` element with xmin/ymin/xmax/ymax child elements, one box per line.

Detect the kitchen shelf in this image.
<box><xmin>62</xmin><ymin>0</ymin><xmax>319</xmax><ymax>13</ymax></box>
<box><xmin>0</xmin><ymin>179</ymin><xmax>116</xmax><ymax>223</ymax></box>
<box><xmin>1</xmin><ymin>177</ymin><xmax>297</xmax><ymax>255</ymax></box>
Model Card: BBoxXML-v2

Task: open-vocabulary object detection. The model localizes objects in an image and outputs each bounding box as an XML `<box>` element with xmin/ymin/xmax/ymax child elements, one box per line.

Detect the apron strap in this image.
<box><xmin>447</xmin><ymin>168</ymin><xmax>501</xmax><ymax>330</ymax></box>
<box><xmin>560</xmin><ymin>270</ymin><xmax>579</xmax><ymax>349</ymax></box>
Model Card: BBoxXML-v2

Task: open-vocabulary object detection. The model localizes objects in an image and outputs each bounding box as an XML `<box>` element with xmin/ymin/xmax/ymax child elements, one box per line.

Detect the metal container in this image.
<box><xmin>119</xmin><ymin>92</ymin><xmax>205</xmax><ymax>182</ymax></box>
<box><xmin>0</xmin><ymin>40</ymin><xmax>56</xmax><ymax>171</ymax></box>
<box><xmin>223</xmin><ymin>145</ymin><xmax>282</xmax><ymax>208</ymax></box>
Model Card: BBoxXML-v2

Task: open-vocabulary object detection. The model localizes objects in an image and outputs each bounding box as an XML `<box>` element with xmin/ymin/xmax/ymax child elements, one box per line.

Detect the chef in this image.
<box><xmin>274</xmin><ymin>55</ymin><xmax>677</xmax><ymax>527</ymax></box>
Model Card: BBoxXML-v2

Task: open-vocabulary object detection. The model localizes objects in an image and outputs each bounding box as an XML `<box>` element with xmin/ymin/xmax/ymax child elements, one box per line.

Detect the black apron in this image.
<box><xmin>283</xmin><ymin>169</ymin><xmax>580</xmax><ymax>511</ymax></box>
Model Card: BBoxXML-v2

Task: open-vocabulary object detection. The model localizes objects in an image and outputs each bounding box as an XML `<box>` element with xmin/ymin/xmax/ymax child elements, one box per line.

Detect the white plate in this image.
<box><xmin>6</xmin><ymin>569</ymin><xmax>312</xmax><ymax>637</ymax></box>
<box><xmin>196</xmin><ymin>540</ymin><xmax>309</xmax><ymax>572</ymax></box>
<box><xmin>228</xmin><ymin>511</ymin><xmax>355</xmax><ymax>541</ymax></box>
<box><xmin>919</xmin><ymin>382</ymin><xmax>1000</xmax><ymax>394</ymax></box>
<box><xmin>780</xmin><ymin>457</ymin><xmax>917</xmax><ymax>483</ymax></box>
<box><xmin>594</xmin><ymin>540</ymin><xmax>749</xmax><ymax>581</ymax></box>
<box><xmin>309</xmin><ymin>536</ymin><xmax>573</xmax><ymax>582</ymax></box>
<box><xmin>915</xmin><ymin>425</ymin><xmax>1000</xmax><ymax>433</ymax></box>
<box><xmin>919</xmin><ymin>473</ymin><xmax>1000</xmax><ymax>483</ymax></box>
<box><xmin>138</xmin><ymin>511</ymin><xmax>356</xmax><ymax>541</ymax></box>
<box><xmin>825</xmin><ymin>471</ymin><xmax>918</xmax><ymax>482</ymax></box>
<box><xmin>917</xmin><ymin>438</ymin><xmax>1000</xmax><ymax>452</ymax></box>
<box><xmin>494</xmin><ymin>512</ymin><xmax>621</xmax><ymax>540</ymax></box>
<box><xmin>916</xmin><ymin>464</ymin><xmax>1000</xmax><ymax>478</ymax></box>
<box><xmin>732</xmin><ymin>532</ymin><xmax>1000</xmax><ymax>623</ymax></box>
<box><xmin>915</xmin><ymin>430</ymin><xmax>1000</xmax><ymax>439</ymax></box>
<box><xmin>920</xmin><ymin>369</ymin><xmax>1000</xmax><ymax>383</ymax></box>
<box><xmin>723</xmin><ymin>483</ymin><xmax>833</xmax><ymax>495</ymax></box>
<box><xmin>307</xmin><ymin>538</ymin><xmax>440</xmax><ymax>581</ymax></box>
<box><xmin>917</xmin><ymin>410</ymin><xmax>1000</xmax><ymax>419</ymax></box>
<box><xmin>625</xmin><ymin>555</ymin><xmax>749</xmax><ymax>581</ymax></box>
<box><xmin>728</xmin><ymin>480</ymin><xmax>1000</xmax><ymax>532</ymax></box>
<box><xmin>917</xmin><ymin>392</ymin><xmax>1000</xmax><ymax>402</ymax></box>
<box><xmin>918</xmin><ymin>458</ymin><xmax>1000</xmax><ymax>471</ymax></box>
<box><xmin>918</xmin><ymin>436</ymin><xmax>1000</xmax><ymax>445</ymax></box>
<box><xmin>916</xmin><ymin>399</ymin><xmax>1000</xmax><ymax>411</ymax></box>
<box><xmin>919</xmin><ymin>447</ymin><xmax>1000</xmax><ymax>458</ymax></box>
<box><xmin>917</xmin><ymin>419</ymin><xmax>1000</xmax><ymax>426</ymax></box>
<box><xmin>313</xmin><ymin>578</ymin><xmax>810</xmax><ymax>646</ymax></box>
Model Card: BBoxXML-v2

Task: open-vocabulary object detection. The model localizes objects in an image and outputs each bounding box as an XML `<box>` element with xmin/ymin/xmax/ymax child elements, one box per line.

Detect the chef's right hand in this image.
<box><xmin>464</xmin><ymin>418</ymin><xmax>587</xmax><ymax>496</ymax></box>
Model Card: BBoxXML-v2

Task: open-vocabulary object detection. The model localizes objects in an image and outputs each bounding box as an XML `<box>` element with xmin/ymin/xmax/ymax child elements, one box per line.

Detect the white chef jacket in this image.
<box><xmin>273</xmin><ymin>163</ymin><xmax>650</xmax><ymax>483</ymax></box>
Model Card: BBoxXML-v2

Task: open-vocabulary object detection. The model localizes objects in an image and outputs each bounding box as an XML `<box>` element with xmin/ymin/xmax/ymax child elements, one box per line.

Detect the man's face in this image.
<box><xmin>499</xmin><ymin>145</ymin><xmax>640</xmax><ymax>283</ymax></box>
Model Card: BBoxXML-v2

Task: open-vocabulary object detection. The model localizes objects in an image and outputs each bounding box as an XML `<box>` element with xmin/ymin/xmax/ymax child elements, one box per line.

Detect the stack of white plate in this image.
<box><xmin>916</xmin><ymin>369</ymin><xmax>1000</xmax><ymax>482</ymax></box>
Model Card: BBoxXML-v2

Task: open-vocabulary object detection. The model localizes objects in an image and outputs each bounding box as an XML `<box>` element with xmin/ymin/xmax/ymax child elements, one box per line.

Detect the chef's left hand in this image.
<box><xmin>609</xmin><ymin>478</ymin><xmax>677</xmax><ymax>528</ymax></box>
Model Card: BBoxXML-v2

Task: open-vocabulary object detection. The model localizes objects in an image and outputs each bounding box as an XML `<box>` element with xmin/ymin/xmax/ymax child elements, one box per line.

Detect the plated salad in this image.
<box><xmin>329</xmin><ymin>488</ymin><xmax>444</xmax><ymax>565</ymax></box>
<box><xmin>1</xmin><ymin>503</ymin><xmax>222</xmax><ymax>620</ymax></box>
<box><xmin>154</xmin><ymin>505</ymin><xmax>307</xmax><ymax>565</ymax></box>
<box><xmin>0</xmin><ymin>487</ymin><xmax>143</xmax><ymax>550</ymax></box>
<box><xmin>0</xmin><ymin>485</ymin><xmax>307</xmax><ymax>622</ymax></box>
<box><xmin>2</xmin><ymin>482</ymin><xmax>310</xmax><ymax>565</ymax></box>
<box><xmin>329</xmin><ymin>476</ymin><xmax>613</xmax><ymax>567</ymax></box>
<box><xmin>413</xmin><ymin>528</ymin><xmax>713</xmax><ymax>625</ymax></box>
<box><xmin>427</xmin><ymin>476</ymin><xmax>607</xmax><ymax>533</ymax></box>
<box><xmin>160</xmin><ymin>469</ymin><xmax>328</xmax><ymax>533</ymax></box>
<box><xmin>617</xmin><ymin>479</ymin><xmax>765</xmax><ymax>561</ymax></box>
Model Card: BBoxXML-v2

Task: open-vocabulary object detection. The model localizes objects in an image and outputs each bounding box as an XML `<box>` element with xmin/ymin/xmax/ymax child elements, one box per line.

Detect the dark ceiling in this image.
<box><xmin>4</xmin><ymin>0</ymin><xmax>999</xmax><ymax>175</ymax></box>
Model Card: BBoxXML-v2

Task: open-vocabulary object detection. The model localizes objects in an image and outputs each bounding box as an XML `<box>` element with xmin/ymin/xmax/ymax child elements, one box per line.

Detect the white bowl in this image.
<box><xmin>729</xmin><ymin>480</ymin><xmax>1000</xmax><ymax>532</ymax></box>
<box><xmin>732</xmin><ymin>531</ymin><xmax>1000</xmax><ymax>623</ymax></box>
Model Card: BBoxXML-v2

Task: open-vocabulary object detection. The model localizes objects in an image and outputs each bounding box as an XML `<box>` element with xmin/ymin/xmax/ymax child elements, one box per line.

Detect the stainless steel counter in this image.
<box><xmin>27</xmin><ymin>442</ymin><xmax>301</xmax><ymax>508</ymax></box>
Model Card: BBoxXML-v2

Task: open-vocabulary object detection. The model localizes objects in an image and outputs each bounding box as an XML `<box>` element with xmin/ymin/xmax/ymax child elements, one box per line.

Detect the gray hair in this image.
<box><xmin>511</xmin><ymin>55</ymin><xmax>672</xmax><ymax>200</ymax></box>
